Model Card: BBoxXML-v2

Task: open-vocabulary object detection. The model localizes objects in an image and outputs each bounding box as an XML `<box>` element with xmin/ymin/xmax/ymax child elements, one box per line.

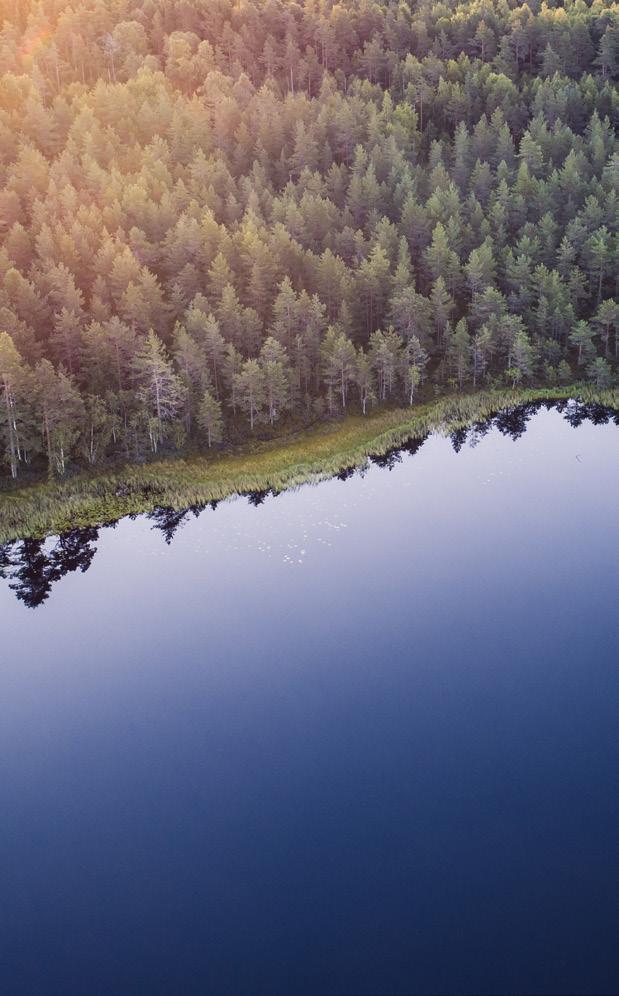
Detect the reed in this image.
<box><xmin>1</xmin><ymin>384</ymin><xmax>616</xmax><ymax>543</ymax></box>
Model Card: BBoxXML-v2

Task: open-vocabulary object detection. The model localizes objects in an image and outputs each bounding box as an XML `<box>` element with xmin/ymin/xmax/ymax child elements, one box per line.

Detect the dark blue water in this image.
<box><xmin>1</xmin><ymin>403</ymin><xmax>619</xmax><ymax>995</ymax></box>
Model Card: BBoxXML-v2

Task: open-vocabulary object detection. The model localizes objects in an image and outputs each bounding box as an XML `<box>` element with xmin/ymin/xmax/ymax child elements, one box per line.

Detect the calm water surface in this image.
<box><xmin>1</xmin><ymin>403</ymin><xmax>618</xmax><ymax>995</ymax></box>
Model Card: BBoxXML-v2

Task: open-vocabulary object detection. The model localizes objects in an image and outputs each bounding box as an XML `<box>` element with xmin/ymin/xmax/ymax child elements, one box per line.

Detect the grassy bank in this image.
<box><xmin>1</xmin><ymin>384</ymin><xmax>617</xmax><ymax>542</ymax></box>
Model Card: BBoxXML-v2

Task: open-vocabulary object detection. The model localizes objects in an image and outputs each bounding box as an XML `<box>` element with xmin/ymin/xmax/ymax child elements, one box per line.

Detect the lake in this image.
<box><xmin>1</xmin><ymin>401</ymin><xmax>618</xmax><ymax>995</ymax></box>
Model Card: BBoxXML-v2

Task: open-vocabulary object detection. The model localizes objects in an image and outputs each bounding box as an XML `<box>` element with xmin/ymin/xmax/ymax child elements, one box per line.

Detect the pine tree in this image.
<box><xmin>471</xmin><ymin>327</ymin><xmax>493</xmax><ymax>387</ymax></box>
<box><xmin>33</xmin><ymin>360</ymin><xmax>84</xmax><ymax>476</ymax></box>
<box><xmin>234</xmin><ymin>359</ymin><xmax>266</xmax><ymax>430</ymax></box>
<box><xmin>81</xmin><ymin>395</ymin><xmax>115</xmax><ymax>466</ymax></box>
<box><xmin>569</xmin><ymin>321</ymin><xmax>595</xmax><ymax>366</ymax></box>
<box><xmin>222</xmin><ymin>344</ymin><xmax>243</xmax><ymax>414</ymax></box>
<box><xmin>447</xmin><ymin>319</ymin><xmax>471</xmax><ymax>389</ymax></box>
<box><xmin>321</xmin><ymin>327</ymin><xmax>356</xmax><ymax>411</ymax></box>
<box><xmin>592</xmin><ymin>301</ymin><xmax>619</xmax><ymax>358</ymax></box>
<box><xmin>173</xmin><ymin>324</ymin><xmax>209</xmax><ymax>432</ymax></box>
<box><xmin>0</xmin><ymin>332</ymin><xmax>29</xmax><ymax>478</ymax></box>
<box><xmin>270</xmin><ymin>277</ymin><xmax>299</xmax><ymax>350</ymax></box>
<box><xmin>511</xmin><ymin>330</ymin><xmax>534</xmax><ymax>381</ymax></box>
<box><xmin>587</xmin><ymin>357</ymin><xmax>612</xmax><ymax>389</ymax></box>
<box><xmin>198</xmin><ymin>390</ymin><xmax>223</xmax><ymax>447</ymax></box>
<box><xmin>430</xmin><ymin>277</ymin><xmax>454</xmax><ymax>347</ymax></box>
<box><xmin>584</xmin><ymin>227</ymin><xmax>612</xmax><ymax>303</ymax></box>
<box><xmin>424</xmin><ymin>223</ymin><xmax>461</xmax><ymax>295</ymax></box>
<box><xmin>358</xmin><ymin>244</ymin><xmax>392</xmax><ymax>334</ymax></box>
<box><xmin>465</xmin><ymin>239</ymin><xmax>496</xmax><ymax>297</ymax></box>
<box><xmin>259</xmin><ymin>337</ymin><xmax>291</xmax><ymax>425</ymax></box>
<box><xmin>133</xmin><ymin>331</ymin><xmax>185</xmax><ymax>451</ymax></box>
<box><xmin>355</xmin><ymin>349</ymin><xmax>375</xmax><ymax>415</ymax></box>
<box><xmin>208</xmin><ymin>252</ymin><xmax>235</xmax><ymax>304</ymax></box>
<box><xmin>369</xmin><ymin>328</ymin><xmax>401</xmax><ymax>401</ymax></box>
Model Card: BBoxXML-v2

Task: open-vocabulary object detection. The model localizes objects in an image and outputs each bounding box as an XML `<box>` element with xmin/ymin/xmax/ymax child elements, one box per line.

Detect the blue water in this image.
<box><xmin>1</xmin><ymin>403</ymin><xmax>618</xmax><ymax>995</ymax></box>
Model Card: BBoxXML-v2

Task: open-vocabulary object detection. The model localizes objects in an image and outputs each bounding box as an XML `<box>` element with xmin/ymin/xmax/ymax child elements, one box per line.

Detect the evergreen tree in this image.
<box><xmin>198</xmin><ymin>390</ymin><xmax>224</xmax><ymax>447</ymax></box>
<box><xmin>569</xmin><ymin>321</ymin><xmax>596</xmax><ymax>366</ymax></box>
<box><xmin>355</xmin><ymin>349</ymin><xmax>375</xmax><ymax>415</ymax></box>
<box><xmin>0</xmin><ymin>333</ymin><xmax>29</xmax><ymax>478</ymax></box>
<box><xmin>587</xmin><ymin>357</ymin><xmax>612</xmax><ymax>389</ymax></box>
<box><xmin>447</xmin><ymin>319</ymin><xmax>471</xmax><ymax>389</ymax></box>
<box><xmin>592</xmin><ymin>301</ymin><xmax>619</xmax><ymax>358</ymax></box>
<box><xmin>133</xmin><ymin>331</ymin><xmax>185</xmax><ymax>451</ymax></box>
<box><xmin>33</xmin><ymin>360</ymin><xmax>84</xmax><ymax>476</ymax></box>
<box><xmin>234</xmin><ymin>359</ymin><xmax>266</xmax><ymax>430</ymax></box>
<box><xmin>321</xmin><ymin>327</ymin><xmax>356</xmax><ymax>411</ymax></box>
<box><xmin>259</xmin><ymin>337</ymin><xmax>291</xmax><ymax>425</ymax></box>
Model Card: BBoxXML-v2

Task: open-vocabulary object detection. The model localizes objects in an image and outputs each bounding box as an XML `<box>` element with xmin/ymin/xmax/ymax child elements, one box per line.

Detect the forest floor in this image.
<box><xmin>1</xmin><ymin>383</ymin><xmax>617</xmax><ymax>542</ymax></box>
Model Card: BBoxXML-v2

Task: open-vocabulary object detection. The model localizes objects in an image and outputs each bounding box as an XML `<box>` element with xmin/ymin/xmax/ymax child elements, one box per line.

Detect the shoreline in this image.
<box><xmin>1</xmin><ymin>384</ymin><xmax>617</xmax><ymax>543</ymax></box>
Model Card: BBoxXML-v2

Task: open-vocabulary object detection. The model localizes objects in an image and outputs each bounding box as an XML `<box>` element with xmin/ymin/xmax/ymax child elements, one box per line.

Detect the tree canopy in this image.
<box><xmin>0</xmin><ymin>0</ymin><xmax>617</xmax><ymax>478</ymax></box>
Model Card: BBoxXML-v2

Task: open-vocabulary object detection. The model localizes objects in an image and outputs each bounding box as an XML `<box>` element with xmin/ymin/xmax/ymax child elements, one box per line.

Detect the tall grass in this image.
<box><xmin>1</xmin><ymin>384</ymin><xmax>617</xmax><ymax>542</ymax></box>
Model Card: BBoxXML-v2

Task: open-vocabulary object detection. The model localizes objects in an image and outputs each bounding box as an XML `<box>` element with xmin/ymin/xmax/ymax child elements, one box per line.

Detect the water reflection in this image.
<box><xmin>145</xmin><ymin>504</ymin><xmax>207</xmax><ymax>544</ymax></box>
<box><xmin>0</xmin><ymin>528</ymin><xmax>99</xmax><ymax>609</ymax></box>
<box><xmin>370</xmin><ymin>433</ymin><xmax>427</xmax><ymax>469</ymax></box>
<box><xmin>560</xmin><ymin>399</ymin><xmax>619</xmax><ymax>427</ymax></box>
<box><xmin>245</xmin><ymin>488</ymin><xmax>278</xmax><ymax>507</ymax></box>
<box><xmin>1</xmin><ymin>400</ymin><xmax>617</xmax><ymax>608</ymax></box>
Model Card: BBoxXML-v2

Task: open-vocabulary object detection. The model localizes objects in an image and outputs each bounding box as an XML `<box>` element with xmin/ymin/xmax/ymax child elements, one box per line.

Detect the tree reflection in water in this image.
<box><xmin>447</xmin><ymin>399</ymin><xmax>619</xmax><ymax>451</ymax></box>
<box><xmin>0</xmin><ymin>528</ymin><xmax>99</xmax><ymax>608</ymax></box>
<box><xmin>558</xmin><ymin>399</ymin><xmax>619</xmax><ymax>428</ymax></box>
<box><xmin>2</xmin><ymin>402</ymin><xmax>617</xmax><ymax>607</ymax></box>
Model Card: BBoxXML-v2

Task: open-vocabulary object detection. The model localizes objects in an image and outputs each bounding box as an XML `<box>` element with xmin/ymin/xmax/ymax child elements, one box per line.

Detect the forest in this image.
<box><xmin>0</xmin><ymin>0</ymin><xmax>617</xmax><ymax>481</ymax></box>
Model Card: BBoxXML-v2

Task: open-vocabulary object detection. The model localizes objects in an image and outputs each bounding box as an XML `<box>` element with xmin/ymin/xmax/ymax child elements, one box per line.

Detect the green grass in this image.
<box><xmin>1</xmin><ymin>383</ymin><xmax>617</xmax><ymax>542</ymax></box>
